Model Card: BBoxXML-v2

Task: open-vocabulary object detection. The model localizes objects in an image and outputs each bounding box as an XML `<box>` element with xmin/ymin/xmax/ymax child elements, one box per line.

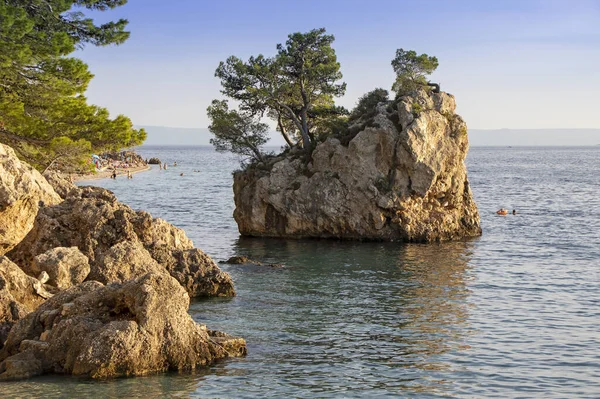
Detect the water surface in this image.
<box><xmin>3</xmin><ymin>146</ymin><xmax>599</xmax><ymax>398</ymax></box>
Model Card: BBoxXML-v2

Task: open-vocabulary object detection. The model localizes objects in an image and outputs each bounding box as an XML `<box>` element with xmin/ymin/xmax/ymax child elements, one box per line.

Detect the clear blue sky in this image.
<box><xmin>77</xmin><ymin>0</ymin><xmax>600</xmax><ymax>132</ymax></box>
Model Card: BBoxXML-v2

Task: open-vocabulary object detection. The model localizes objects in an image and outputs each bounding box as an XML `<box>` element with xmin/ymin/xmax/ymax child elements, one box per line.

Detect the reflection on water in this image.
<box><xmin>3</xmin><ymin>146</ymin><xmax>598</xmax><ymax>398</ymax></box>
<box><xmin>188</xmin><ymin>238</ymin><xmax>475</xmax><ymax>397</ymax></box>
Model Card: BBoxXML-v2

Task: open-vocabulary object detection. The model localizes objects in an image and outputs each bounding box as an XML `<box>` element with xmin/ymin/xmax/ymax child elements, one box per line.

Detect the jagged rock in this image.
<box><xmin>0</xmin><ymin>272</ymin><xmax>246</xmax><ymax>380</ymax></box>
<box><xmin>0</xmin><ymin>144</ymin><xmax>61</xmax><ymax>256</ymax></box>
<box><xmin>148</xmin><ymin>247</ymin><xmax>235</xmax><ymax>297</ymax></box>
<box><xmin>90</xmin><ymin>240</ymin><xmax>164</xmax><ymax>284</ymax></box>
<box><xmin>147</xmin><ymin>157</ymin><xmax>162</xmax><ymax>165</ymax></box>
<box><xmin>32</xmin><ymin>247</ymin><xmax>90</xmax><ymax>290</ymax></box>
<box><xmin>8</xmin><ymin>186</ymin><xmax>234</xmax><ymax>298</ymax></box>
<box><xmin>233</xmin><ymin>89</ymin><xmax>481</xmax><ymax>242</ymax></box>
<box><xmin>0</xmin><ymin>257</ymin><xmax>52</xmax><ymax>349</ymax></box>
<box><xmin>41</xmin><ymin>171</ymin><xmax>77</xmax><ymax>200</ymax></box>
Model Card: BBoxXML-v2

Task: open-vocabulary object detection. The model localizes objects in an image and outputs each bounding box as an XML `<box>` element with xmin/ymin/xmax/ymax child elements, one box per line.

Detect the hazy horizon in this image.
<box><xmin>139</xmin><ymin>125</ymin><xmax>600</xmax><ymax>147</ymax></box>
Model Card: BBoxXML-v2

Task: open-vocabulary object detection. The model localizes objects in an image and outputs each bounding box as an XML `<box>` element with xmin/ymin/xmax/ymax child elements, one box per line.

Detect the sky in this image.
<box><xmin>76</xmin><ymin>0</ymin><xmax>600</xmax><ymax>144</ymax></box>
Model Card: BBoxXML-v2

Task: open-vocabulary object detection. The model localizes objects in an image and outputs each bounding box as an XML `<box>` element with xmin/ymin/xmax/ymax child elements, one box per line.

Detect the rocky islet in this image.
<box><xmin>233</xmin><ymin>89</ymin><xmax>481</xmax><ymax>242</ymax></box>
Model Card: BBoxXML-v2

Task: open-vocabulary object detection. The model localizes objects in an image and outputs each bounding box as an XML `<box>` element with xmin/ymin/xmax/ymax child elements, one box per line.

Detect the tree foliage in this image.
<box><xmin>0</xmin><ymin>0</ymin><xmax>145</xmax><ymax>171</ymax></box>
<box><xmin>207</xmin><ymin>100</ymin><xmax>268</xmax><ymax>162</ymax></box>
<box><xmin>349</xmin><ymin>88</ymin><xmax>389</xmax><ymax>121</ymax></box>
<box><xmin>391</xmin><ymin>49</ymin><xmax>438</xmax><ymax>95</ymax></box>
<box><xmin>214</xmin><ymin>28</ymin><xmax>346</xmax><ymax>152</ymax></box>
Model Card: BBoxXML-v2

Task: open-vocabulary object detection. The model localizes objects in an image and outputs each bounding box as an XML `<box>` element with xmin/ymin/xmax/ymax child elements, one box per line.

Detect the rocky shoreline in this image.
<box><xmin>0</xmin><ymin>143</ymin><xmax>245</xmax><ymax>380</ymax></box>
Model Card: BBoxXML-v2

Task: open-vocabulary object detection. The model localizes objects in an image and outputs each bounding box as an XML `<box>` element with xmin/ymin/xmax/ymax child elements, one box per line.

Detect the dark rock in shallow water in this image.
<box><xmin>148</xmin><ymin>157</ymin><xmax>162</xmax><ymax>165</ymax></box>
<box><xmin>0</xmin><ymin>272</ymin><xmax>246</xmax><ymax>380</ymax></box>
<box><xmin>222</xmin><ymin>256</ymin><xmax>283</xmax><ymax>268</ymax></box>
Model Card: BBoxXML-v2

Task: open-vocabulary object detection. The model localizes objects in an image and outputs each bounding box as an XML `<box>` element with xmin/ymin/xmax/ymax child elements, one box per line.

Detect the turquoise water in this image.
<box><xmin>3</xmin><ymin>146</ymin><xmax>599</xmax><ymax>398</ymax></box>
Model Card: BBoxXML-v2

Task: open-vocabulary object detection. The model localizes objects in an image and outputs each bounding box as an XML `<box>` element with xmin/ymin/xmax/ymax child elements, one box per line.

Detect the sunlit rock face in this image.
<box><xmin>0</xmin><ymin>144</ymin><xmax>61</xmax><ymax>255</ymax></box>
<box><xmin>233</xmin><ymin>90</ymin><xmax>481</xmax><ymax>242</ymax></box>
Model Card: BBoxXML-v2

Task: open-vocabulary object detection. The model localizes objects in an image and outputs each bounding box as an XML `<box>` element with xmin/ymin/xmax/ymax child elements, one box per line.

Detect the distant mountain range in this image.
<box><xmin>138</xmin><ymin>126</ymin><xmax>600</xmax><ymax>147</ymax></box>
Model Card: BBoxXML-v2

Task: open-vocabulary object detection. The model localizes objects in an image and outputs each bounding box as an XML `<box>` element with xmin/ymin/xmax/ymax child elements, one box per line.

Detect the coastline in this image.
<box><xmin>73</xmin><ymin>164</ymin><xmax>151</xmax><ymax>183</ymax></box>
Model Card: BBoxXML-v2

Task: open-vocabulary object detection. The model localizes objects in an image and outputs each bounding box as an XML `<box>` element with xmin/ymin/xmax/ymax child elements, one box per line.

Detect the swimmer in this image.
<box><xmin>496</xmin><ymin>208</ymin><xmax>508</xmax><ymax>215</ymax></box>
<box><xmin>512</xmin><ymin>209</ymin><xmax>517</xmax><ymax>215</ymax></box>
<box><xmin>180</xmin><ymin>173</ymin><xmax>184</xmax><ymax>176</ymax></box>
<box><xmin>174</xmin><ymin>162</ymin><xmax>177</xmax><ymax>167</ymax></box>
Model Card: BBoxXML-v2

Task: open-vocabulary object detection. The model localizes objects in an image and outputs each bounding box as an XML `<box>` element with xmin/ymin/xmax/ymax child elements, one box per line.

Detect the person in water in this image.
<box><xmin>127</xmin><ymin>170</ymin><xmax>132</xmax><ymax>179</ymax></box>
<box><xmin>111</xmin><ymin>170</ymin><xmax>117</xmax><ymax>179</ymax></box>
<box><xmin>512</xmin><ymin>209</ymin><xmax>517</xmax><ymax>215</ymax></box>
<box><xmin>174</xmin><ymin>161</ymin><xmax>177</xmax><ymax>167</ymax></box>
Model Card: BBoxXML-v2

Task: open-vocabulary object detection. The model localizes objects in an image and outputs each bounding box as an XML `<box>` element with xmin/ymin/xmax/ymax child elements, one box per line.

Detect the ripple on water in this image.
<box><xmin>2</xmin><ymin>146</ymin><xmax>597</xmax><ymax>398</ymax></box>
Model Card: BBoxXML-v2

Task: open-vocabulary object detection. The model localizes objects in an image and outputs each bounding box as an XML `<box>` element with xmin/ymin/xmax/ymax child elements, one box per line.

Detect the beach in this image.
<box><xmin>72</xmin><ymin>164</ymin><xmax>151</xmax><ymax>182</ymax></box>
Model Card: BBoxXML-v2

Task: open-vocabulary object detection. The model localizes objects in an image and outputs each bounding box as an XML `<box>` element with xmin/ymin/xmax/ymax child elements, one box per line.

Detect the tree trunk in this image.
<box><xmin>299</xmin><ymin>107</ymin><xmax>311</xmax><ymax>150</ymax></box>
<box><xmin>277</xmin><ymin>114</ymin><xmax>294</xmax><ymax>147</ymax></box>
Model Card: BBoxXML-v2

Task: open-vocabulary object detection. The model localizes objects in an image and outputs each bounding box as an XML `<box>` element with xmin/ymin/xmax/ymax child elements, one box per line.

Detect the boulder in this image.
<box><xmin>232</xmin><ymin>90</ymin><xmax>481</xmax><ymax>242</ymax></box>
<box><xmin>0</xmin><ymin>257</ymin><xmax>52</xmax><ymax>349</ymax></box>
<box><xmin>8</xmin><ymin>186</ymin><xmax>235</xmax><ymax>297</ymax></box>
<box><xmin>0</xmin><ymin>144</ymin><xmax>61</xmax><ymax>255</ymax></box>
<box><xmin>148</xmin><ymin>247</ymin><xmax>235</xmax><ymax>297</ymax></box>
<box><xmin>31</xmin><ymin>247</ymin><xmax>90</xmax><ymax>290</ymax></box>
<box><xmin>0</xmin><ymin>272</ymin><xmax>246</xmax><ymax>380</ymax></box>
<box><xmin>147</xmin><ymin>157</ymin><xmax>162</xmax><ymax>165</ymax></box>
<box><xmin>42</xmin><ymin>171</ymin><xmax>78</xmax><ymax>200</ymax></box>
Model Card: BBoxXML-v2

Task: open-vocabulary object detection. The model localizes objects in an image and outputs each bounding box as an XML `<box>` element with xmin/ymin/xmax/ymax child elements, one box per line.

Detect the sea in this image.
<box><xmin>2</xmin><ymin>146</ymin><xmax>599</xmax><ymax>398</ymax></box>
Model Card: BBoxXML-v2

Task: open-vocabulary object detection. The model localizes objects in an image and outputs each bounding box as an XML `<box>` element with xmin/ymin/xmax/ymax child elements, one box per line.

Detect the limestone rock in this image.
<box><xmin>148</xmin><ymin>246</ymin><xmax>235</xmax><ymax>297</ymax></box>
<box><xmin>8</xmin><ymin>186</ymin><xmax>234</xmax><ymax>297</ymax></box>
<box><xmin>41</xmin><ymin>171</ymin><xmax>77</xmax><ymax>200</ymax></box>
<box><xmin>32</xmin><ymin>247</ymin><xmax>90</xmax><ymax>290</ymax></box>
<box><xmin>0</xmin><ymin>272</ymin><xmax>246</xmax><ymax>380</ymax></box>
<box><xmin>0</xmin><ymin>144</ymin><xmax>61</xmax><ymax>255</ymax></box>
<box><xmin>232</xmin><ymin>90</ymin><xmax>481</xmax><ymax>242</ymax></box>
<box><xmin>0</xmin><ymin>257</ymin><xmax>52</xmax><ymax>349</ymax></box>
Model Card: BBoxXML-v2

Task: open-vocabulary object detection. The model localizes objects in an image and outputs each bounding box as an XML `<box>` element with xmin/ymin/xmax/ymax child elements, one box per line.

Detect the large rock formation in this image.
<box><xmin>233</xmin><ymin>90</ymin><xmax>481</xmax><ymax>242</ymax></box>
<box><xmin>0</xmin><ymin>144</ymin><xmax>61</xmax><ymax>255</ymax></box>
<box><xmin>0</xmin><ymin>272</ymin><xmax>246</xmax><ymax>380</ymax></box>
<box><xmin>8</xmin><ymin>186</ymin><xmax>235</xmax><ymax>298</ymax></box>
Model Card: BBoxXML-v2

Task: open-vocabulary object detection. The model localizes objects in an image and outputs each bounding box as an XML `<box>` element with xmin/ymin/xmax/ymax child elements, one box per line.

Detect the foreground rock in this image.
<box><xmin>42</xmin><ymin>171</ymin><xmax>78</xmax><ymax>200</ymax></box>
<box><xmin>8</xmin><ymin>186</ymin><xmax>235</xmax><ymax>298</ymax></box>
<box><xmin>233</xmin><ymin>90</ymin><xmax>481</xmax><ymax>242</ymax></box>
<box><xmin>0</xmin><ymin>272</ymin><xmax>246</xmax><ymax>380</ymax></box>
<box><xmin>0</xmin><ymin>257</ymin><xmax>52</xmax><ymax>349</ymax></box>
<box><xmin>32</xmin><ymin>247</ymin><xmax>90</xmax><ymax>290</ymax></box>
<box><xmin>0</xmin><ymin>144</ymin><xmax>61</xmax><ymax>255</ymax></box>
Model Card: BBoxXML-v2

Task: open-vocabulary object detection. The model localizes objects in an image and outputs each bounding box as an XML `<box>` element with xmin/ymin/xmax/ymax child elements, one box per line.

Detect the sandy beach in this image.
<box><xmin>73</xmin><ymin>164</ymin><xmax>151</xmax><ymax>182</ymax></box>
